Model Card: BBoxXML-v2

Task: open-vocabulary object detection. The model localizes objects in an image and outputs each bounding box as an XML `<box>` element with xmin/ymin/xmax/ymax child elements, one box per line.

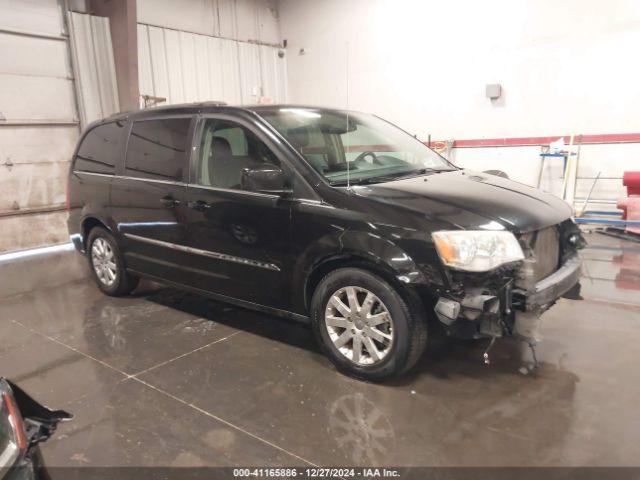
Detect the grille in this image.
<box><xmin>532</xmin><ymin>227</ymin><xmax>560</xmax><ymax>280</ymax></box>
<box><xmin>520</xmin><ymin>226</ymin><xmax>560</xmax><ymax>283</ymax></box>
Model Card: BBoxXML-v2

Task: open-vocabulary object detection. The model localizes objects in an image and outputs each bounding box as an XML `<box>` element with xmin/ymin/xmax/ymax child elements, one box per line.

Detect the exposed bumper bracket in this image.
<box><xmin>516</xmin><ymin>255</ymin><xmax>582</xmax><ymax>311</ymax></box>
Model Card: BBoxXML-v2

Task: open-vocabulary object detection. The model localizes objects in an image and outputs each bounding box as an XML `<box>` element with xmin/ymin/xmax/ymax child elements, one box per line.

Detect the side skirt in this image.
<box><xmin>126</xmin><ymin>268</ymin><xmax>311</xmax><ymax>324</ymax></box>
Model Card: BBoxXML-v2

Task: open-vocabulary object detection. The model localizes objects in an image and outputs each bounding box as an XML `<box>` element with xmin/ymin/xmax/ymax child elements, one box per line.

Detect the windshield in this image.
<box><xmin>257</xmin><ymin>108</ymin><xmax>455</xmax><ymax>186</ymax></box>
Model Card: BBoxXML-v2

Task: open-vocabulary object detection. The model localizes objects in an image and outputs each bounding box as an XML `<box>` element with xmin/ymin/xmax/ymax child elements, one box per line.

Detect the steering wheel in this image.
<box><xmin>353</xmin><ymin>151</ymin><xmax>382</xmax><ymax>165</ymax></box>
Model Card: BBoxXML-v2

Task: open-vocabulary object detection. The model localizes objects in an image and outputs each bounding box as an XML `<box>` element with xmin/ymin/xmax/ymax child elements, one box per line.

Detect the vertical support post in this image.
<box><xmin>88</xmin><ymin>0</ymin><xmax>139</xmax><ymax>111</ymax></box>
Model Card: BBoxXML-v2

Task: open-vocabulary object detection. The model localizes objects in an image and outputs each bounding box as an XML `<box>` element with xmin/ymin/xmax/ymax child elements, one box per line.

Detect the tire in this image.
<box><xmin>311</xmin><ymin>268</ymin><xmax>427</xmax><ymax>381</ymax></box>
<box><xmin>86</xmin><ymin>226</ymin><xmax>139</xmax><ymax>296</ymax></box>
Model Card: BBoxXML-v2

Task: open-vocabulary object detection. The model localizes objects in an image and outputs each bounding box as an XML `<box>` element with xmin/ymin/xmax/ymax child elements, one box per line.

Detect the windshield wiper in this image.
<box><xmin>360</xmin><ymin>168</ymin><xmax>438</xmax><ymax>184</ymax></box>
<box><xmin>330</xmin><ymin>167</ymin><xmax>452</xmax><ymax>187</ymax></box>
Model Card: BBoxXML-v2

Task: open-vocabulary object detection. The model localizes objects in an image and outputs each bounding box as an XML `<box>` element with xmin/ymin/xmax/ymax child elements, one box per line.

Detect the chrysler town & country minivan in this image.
<box><xmin>68</xmin><ymin>103</ymin><xmax>584</xmax><ymax>380</ymax></box>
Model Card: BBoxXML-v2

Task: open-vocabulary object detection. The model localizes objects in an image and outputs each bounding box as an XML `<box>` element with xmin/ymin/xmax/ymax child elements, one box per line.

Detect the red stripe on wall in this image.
<box><xmin>427</xmin><ymin>132</ymin><xmax>640</xmax><ymax>148</ymax></box>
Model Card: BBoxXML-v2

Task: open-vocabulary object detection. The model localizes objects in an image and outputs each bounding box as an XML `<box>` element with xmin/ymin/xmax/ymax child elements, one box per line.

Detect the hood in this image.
<box><xmin>351</xmin><ymin>169</ymin><xmax>573</xmax><ymax>233</ymax></box>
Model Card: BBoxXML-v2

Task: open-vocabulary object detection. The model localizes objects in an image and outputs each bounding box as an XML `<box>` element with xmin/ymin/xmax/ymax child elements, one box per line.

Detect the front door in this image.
<box><xmin>111</xmin><ymin>116</ymin><xmax>194</xmax><ymax>281</ymax></box>
<box><xmin>183</xmin><ymin>116</ymin><xmax>292</xmax><ymax>309</ymax></box>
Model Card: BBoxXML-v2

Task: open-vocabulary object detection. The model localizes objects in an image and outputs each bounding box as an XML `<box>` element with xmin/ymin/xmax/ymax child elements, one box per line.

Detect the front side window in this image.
<box><xmin>257</xmin><ymin>108</ymin><xmax>455</xmax><ymax>186</ymax></box>
<box><xmin>125</xmin><ymin>118</ymin><xmax>191</xmax><ymax>181</ymax></box>
<box><xmin>195</xmin><ymin>119</ymin><xmax>280</xmax><ymax>190</ymax></box>
<box><xmin>75</xmin><ymin>121</ymin><xmax>125</xmax><ymax>174</ymax></box>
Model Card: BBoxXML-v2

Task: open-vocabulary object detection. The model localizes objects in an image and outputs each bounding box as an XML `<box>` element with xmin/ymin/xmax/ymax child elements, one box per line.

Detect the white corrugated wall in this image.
<box><xmin>136</xmin><ymin>0</ymin><xmax>287</xmax><ymax>106</ymax></box>
<box><xmin>0</xmin><ymin>0</ymin><xmax>79</xmax><ymax>252</ymax></box>
<box><xmin>137</xmin><ymin>0</ymin><xmax>280</xmax><ymax>45</ymax></box>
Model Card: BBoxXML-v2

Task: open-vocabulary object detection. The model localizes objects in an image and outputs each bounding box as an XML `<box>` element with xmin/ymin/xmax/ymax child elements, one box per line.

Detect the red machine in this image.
<box><xmin>617</xmin><ymin>172</ymin><xmax>640</xmax><ymax>235</ymax></box>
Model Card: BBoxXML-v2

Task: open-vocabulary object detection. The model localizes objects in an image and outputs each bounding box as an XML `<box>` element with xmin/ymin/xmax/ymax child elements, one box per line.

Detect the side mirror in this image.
<box><xmin>241</xmin><ymin>165</ymin><xmax>291</xmax><ymax>195</ymax></box>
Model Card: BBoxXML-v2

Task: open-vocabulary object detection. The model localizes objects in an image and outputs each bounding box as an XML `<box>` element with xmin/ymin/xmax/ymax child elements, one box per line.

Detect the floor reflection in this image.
<box><xmin>1</xmin><ymin>232</ymin><xmax>639</xmax><ymax>467</ymax></box>
<box><xmin>329</xmin><ymin>393</ymin><xmax>396</xmax><ymax>465</ymax></box>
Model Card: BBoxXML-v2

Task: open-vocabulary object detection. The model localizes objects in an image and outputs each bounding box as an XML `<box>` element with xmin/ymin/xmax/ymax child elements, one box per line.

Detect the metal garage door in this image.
<box><xmin>137</xmin><ymin>23</ymin><xmax>287</xmax><ymax>107</ymax></box>
<box><xmin>0</xmin><ymin>0</ymin><xmax>79</xmax><ymax>252</ymax></box>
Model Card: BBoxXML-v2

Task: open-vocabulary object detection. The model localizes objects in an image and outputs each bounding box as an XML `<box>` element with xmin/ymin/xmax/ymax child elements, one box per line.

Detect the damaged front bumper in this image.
<box><xmin>511</xmin><ymin>254</ymin><xmax>581</xmax><ymax>341</ymax></box>
<box><xmin>514</xmin><ymin>255</ymin><xmax>581</xmax><ymax>311</ymax></box>
<box><xmin>433</xmin><ymin>254</ymin><xmax>582</xmax><ymax>342</ymax></box>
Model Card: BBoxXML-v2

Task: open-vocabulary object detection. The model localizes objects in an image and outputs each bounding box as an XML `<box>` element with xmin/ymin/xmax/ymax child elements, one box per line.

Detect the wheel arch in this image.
<box><xmin>81</xmin><ymin>216</ymin><xmax>113</xmax><ymax>250</ymax></box>
<box><xmin>304</xmin><ymin>254</ymin><xmax>431</xmax><ymax>321</ymax></box>
<box><xmin>298</xmin><ymin>228</ymin><xmax>438</xmax><ymax>315</ymax></box>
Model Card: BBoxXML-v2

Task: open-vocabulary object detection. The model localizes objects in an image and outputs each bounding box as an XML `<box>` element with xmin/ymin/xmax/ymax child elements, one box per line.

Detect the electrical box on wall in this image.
<box><xmin>485</xmin><ymin>84</ymin><xmax>502</xmax><ymax>100</ymax></box>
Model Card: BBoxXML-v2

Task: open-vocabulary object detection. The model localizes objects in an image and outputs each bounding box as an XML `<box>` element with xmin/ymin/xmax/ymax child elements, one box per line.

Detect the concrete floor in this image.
<box><xmin>1</xmin><ymin>232</ymin><xmax>639</xmax><ymax>469</ymax></box>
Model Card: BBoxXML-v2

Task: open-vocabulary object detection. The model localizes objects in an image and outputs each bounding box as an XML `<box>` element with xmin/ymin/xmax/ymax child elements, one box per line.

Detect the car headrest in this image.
<box><xmin>212</xmin><ymin>136</ymin><xmax>232</xmax><ymax>157</ymax></box>
<box><xmin>287</xmin><ymin>127</ymin><xmax>310</xmax><ymax>149</ymax></box>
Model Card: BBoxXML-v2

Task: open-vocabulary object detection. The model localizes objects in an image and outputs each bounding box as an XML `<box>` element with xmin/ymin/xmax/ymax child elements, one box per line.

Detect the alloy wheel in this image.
<box><xmin>325</xmin><ymin>286</ymin><xmax>394</xmax><ymax>365</ymax></box>
<box><xmin>91</xmin><ymin>237</ymin><xmax>117</xmax><ymax>287</ymax></box>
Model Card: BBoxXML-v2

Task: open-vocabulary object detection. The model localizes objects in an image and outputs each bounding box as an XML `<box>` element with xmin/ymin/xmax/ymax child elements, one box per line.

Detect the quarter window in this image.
<box><xmin>125</xmin><ymin>118</ymin><xmax>191</xmax><ymax>181</ymax></box>
<box><xmin>196</xmin><ymin>120</ymin><xmax>280</xmax><ymax>190</ymax></box>
<box><xmin>75</xmin><ymin>121</ymin><xmax>125</xmax><ymax>174</ymax></box>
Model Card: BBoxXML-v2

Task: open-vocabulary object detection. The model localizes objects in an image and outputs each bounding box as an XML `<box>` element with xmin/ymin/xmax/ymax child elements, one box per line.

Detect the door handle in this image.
<box><xmin>160</xmin><ymin>195</ymin><xmax>180</xmax><ymax>208</ymax></box>
<box><xmin>188</xmin><ymin>200</ymin><xmax>211</xmax><ymax>212</ymax></box>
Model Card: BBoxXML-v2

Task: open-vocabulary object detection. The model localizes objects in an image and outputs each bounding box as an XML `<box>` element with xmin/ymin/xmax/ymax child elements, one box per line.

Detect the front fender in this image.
<box><xmin>294</xmin><ymin>228</ymin><xmax>445</xmax><ymax>313</ymax></box>
<box><xmin>298</xmin><ymin>229</ymin><xmax>427</xmax><ymax>282</ymax></box>
<box><xmin>339</xmin><ymin>229</ymin><xmax>428</xmax><ymax>284</ymax></box>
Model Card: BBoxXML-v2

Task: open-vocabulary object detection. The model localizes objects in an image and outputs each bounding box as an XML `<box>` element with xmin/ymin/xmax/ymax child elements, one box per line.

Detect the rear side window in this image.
<box><xmin>75</xmin><ymin>121</ymin><xmax>125</xmax><ymax>174</ymax></box>
<box><xmin>125</xmin><ymin>118</ymin><xmax>191</xmax><ymax>181</ymax></box>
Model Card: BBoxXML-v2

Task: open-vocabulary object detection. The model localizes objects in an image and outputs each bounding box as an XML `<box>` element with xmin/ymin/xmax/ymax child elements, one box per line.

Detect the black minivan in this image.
<box><xmin>68</xmin><ymin>103</ymin><xmax>584</xmax><ymax>380</ymax></box>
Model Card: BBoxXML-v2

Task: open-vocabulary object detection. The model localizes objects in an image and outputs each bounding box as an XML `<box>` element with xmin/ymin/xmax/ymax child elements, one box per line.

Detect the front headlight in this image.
<box><xmin>432</xmin><ymin>230</ymin><xmax>524</xmax><ymax>272</ymax></box>
<box><xmin>0</xmin><ymin>379</ymin><xmax>27</xmax><ymax>472</ymax></box>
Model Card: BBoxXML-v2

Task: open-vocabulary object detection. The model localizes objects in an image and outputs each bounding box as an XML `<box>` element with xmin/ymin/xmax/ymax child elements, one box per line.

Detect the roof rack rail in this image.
<box><xmin>140</xmin><ymin>100</ymin><xmax>229</xmax><ymax>111</ymax></box>
<box><xmin>197</xmin><ymin>101</ymin><xmax>227</xmax><ymax>106</ymax></box>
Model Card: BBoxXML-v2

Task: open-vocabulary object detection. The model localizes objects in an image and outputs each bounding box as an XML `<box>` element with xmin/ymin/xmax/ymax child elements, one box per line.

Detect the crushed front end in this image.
<box><xmin>431</xmin><ymin>219</ymin><xmax>586</xmax><ymax>344</ymax></box>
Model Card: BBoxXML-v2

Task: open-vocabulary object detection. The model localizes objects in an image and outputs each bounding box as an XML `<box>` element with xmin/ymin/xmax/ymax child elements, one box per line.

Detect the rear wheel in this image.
<box><xmin>87</xmin><ymin>227</ymin><xmax>139</xmax><ymax>296</ymax></box>
<box><xmin>311</xmin><ymin>268</ymin><xmax>427</xmax><ymax>381</ymax></box>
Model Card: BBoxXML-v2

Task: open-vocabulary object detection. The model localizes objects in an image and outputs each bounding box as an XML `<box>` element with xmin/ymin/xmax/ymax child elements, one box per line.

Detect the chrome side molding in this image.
<box><xmin>123</xmin><ymin>233</ymin><xmax>281</xmax><ymax>272</ymax></box>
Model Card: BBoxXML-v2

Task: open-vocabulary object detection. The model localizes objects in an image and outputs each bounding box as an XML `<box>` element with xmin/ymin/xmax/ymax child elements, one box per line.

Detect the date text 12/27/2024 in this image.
<box><xmin>233</xmin><ymin>468</ymin><xmax>401</xmax><ymax>478</ymax></box>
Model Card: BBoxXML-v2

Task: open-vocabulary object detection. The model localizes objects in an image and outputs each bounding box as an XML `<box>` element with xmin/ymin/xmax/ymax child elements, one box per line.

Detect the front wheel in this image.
<box><xmin>87</xmin><ymin>227</ymin><xmax>139</xmax><ymax>296</ymax></box>
<box><xmin>311</xmin><ymin>268</ymin><xmax>427</xmax><ymax>381</ymax></box>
